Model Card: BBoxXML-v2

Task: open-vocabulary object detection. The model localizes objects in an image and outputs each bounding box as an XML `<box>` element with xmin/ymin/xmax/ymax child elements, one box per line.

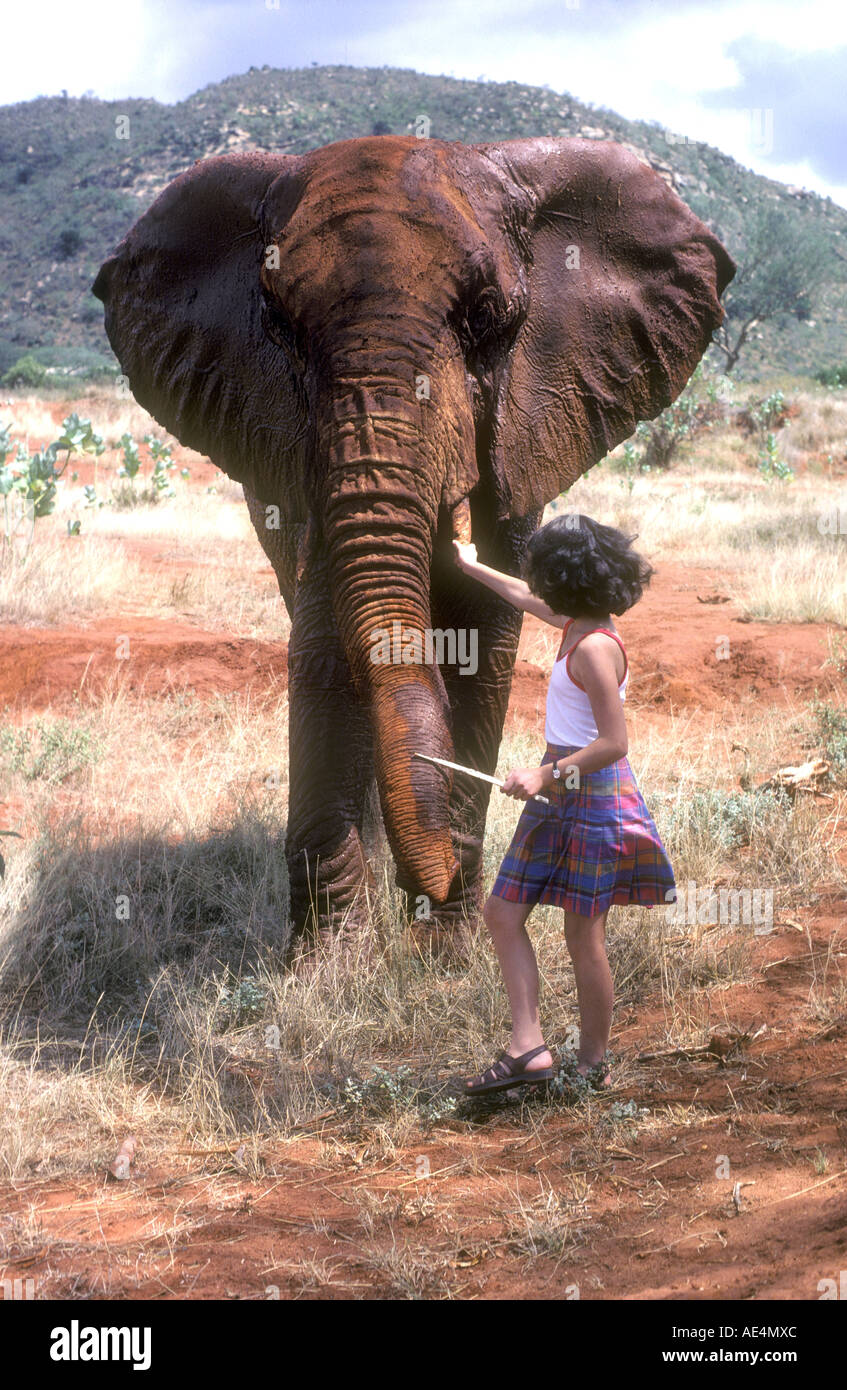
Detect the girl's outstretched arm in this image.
<box><xmin>452</xmin><ymin>541</ymin><xmax>567</xmax><ymax>628</ymax></box>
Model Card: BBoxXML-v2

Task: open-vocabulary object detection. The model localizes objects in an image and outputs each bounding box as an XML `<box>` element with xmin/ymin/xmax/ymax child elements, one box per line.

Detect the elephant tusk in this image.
<box><xmin>449</xmin><ymin>496</ymin><xmax>472</xmax><ymax>545</ymax></box>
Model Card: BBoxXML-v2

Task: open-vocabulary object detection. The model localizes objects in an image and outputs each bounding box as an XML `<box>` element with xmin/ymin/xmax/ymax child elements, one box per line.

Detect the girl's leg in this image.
<box><xmin>475</xmin><ymin>893</ymin><xmax>554</xmax><ymax>1073</ymax></box>
<box><xmin>563</xmin><ymin>908</ymin><xmax>613</xmax><ymax>1081</ymax></box>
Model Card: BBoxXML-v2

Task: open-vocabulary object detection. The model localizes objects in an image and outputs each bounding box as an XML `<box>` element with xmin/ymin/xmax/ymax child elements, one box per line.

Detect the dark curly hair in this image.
<box><xmin>522</xmin><ymin>514</ymin><xmax>654</xmax><ymax>620</ymax></box>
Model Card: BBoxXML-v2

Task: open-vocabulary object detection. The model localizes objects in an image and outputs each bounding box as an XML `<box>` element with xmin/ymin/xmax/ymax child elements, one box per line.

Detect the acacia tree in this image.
<box><xmin>714</xmin><ymin>205</ymin><xmax>833</xmax><ymax>372</ymax></box>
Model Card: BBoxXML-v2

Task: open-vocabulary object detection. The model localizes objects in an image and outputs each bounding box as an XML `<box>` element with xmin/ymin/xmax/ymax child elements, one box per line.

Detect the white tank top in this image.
<box><xmin>545</xmin><ymin>618</ymin><xmax>629</xmax><ymax>747</ymax></box>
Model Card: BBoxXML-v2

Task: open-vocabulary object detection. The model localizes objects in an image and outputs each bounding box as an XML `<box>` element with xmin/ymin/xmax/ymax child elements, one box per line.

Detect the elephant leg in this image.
<box><xmin>284</xmin><ymin>541</ymin><xmax>379</xmax><ymax>959</ymax></box>
<box><xmin>397</xmin><ymin>508</ymin><xmax>543</xmax><ymax>950</ymax></box>
<box><xmin>243</xmin><ymin>492</ymin><xmax>376</xmax><ymax>960</ymax></box>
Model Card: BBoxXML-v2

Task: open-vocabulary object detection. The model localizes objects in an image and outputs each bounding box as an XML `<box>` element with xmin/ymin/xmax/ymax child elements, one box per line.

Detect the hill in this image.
<box><xmin>1</xmin><ymin>64</ymin><xmax>845</xmax><ymax>380</ymax></box>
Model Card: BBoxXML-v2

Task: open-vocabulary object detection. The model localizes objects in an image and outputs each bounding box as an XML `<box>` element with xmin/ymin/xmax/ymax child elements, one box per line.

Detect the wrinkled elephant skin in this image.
<box><xmin>93</xmin><ymin>136</ymin><xmax>734</xmax><ymax>959</ymax></box>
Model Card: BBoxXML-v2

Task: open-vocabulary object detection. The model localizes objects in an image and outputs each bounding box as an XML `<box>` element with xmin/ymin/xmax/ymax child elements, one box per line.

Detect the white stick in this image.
<box><xmin>413</xmin><ymin>752</ymin><xmax>550</xmax><ymax>805</ymax></box>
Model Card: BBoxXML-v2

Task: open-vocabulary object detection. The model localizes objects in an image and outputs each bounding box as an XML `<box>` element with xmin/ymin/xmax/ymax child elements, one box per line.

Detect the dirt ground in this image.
<box><xmin>1</xmin><ymin>427</ymin><xmax>845</xmax><ymax>1301</ymax></box>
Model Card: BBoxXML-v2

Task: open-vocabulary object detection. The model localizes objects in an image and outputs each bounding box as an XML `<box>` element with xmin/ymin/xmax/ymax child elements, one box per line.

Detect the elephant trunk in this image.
<box><xmin>318</xmin><ymin>376</ymin><xmax>460</xmax><ymax>905</ymax></box>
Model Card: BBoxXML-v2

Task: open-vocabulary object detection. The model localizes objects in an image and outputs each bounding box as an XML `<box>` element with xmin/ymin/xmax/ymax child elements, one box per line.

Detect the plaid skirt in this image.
<box><xmin>490</xmin><ymin>742</ymin><xmax>677</xmax><ymax>917</ymax></box>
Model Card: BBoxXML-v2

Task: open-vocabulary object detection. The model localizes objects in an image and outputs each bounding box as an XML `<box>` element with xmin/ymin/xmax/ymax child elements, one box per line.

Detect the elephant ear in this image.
<box><xmin>92</xmin><ymin>152</ymin><xmax>309</xmax><ymax>513</ymax></box>
<box><xmin>474</xmin><ymin>139</ymin><xmax>736</xmax><ymax>516</ymax></box>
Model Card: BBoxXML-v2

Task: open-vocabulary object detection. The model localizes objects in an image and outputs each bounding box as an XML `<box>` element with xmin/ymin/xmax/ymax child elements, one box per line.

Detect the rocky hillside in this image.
<box><xmin>1</xmin><ymin>64</ymin><xmax>845</xmax><ymax>380</ymax></box>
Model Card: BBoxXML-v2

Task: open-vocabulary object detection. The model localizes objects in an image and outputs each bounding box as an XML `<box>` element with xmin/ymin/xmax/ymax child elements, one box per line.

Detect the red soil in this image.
<box><xmin>0</xmin><ymin>619</ymin><xmax>287</xmax><ymax>710</ymax></box>
<box><xmin>0</xmin><ymin>435</ymin><xmax>845</xmax><ymax>1302</ymax></box>
<box><xmin>2</xmin><ymin>904</ymin><xmax>844</xmax><ymax>1301</ymax></box>
<box><xmin>0</xmin><ymin>568</ymin><xmax>838</xmax><ymax>722</ymax></box>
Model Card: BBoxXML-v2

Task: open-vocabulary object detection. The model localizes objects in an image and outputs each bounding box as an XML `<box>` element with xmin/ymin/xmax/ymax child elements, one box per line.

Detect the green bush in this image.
<box><xmin>814</xmin><ymin>364</ymin><xmax>847</xmax><ymax>388</ymax></box>
<box><xmin>111</xmin><ymin>433</ymin><xmax>176</xmax><ymax>507</ymax></box>
<box><xmin>605</xmin><ymin>364</ymin><xmax>732</xmax><ymax>477</ymax></box>
<box><xmin>55</xmin><ymin>226</ymin><xmax>83</xmax><ymax>260</ymax></box>
<box><xmin>0</xmin><ymin>719</ymin><xmax>102</xmax><ymax>783</ymax></box>
<box><xmin>658</xmin><ymin>787</ymin><xmax>791</xmax><ymax>855</ymax></box>
<box><xmin>215</xmin><ymin>975</ymin><xmax>269</xmax><ymax>1028</ymax></box>
<box><xmin>634</xmin><ymin>390</ymin><xmax>701</xmax><ymax>469</ymax></box>
<box><xmin>748</xmin><ymin>391</ymin><xmax>794</xmax><ymax>482</ymax></box>
<box><xmin>23</xmin><ymin>345</ymin><xmax>119</xmax><ymax>383</ymax></box>
<box><xmin>0</xmin><ymin>340</ymin><xmax>27</xmax><ymax>376</ymax></box>
<box><xmin>1</xmin><ymin>354</ymin><xmax>47</xmax><ymax>388</ymax></box>
<box><xmin>337</xmin><ymin>1065</ymin><xmax>459</xmax><ymax>1125</ymax></box>
<box><xmin>812</xmin><ymin>702</ymin><xmax>847</xmax><ymax>778</ymax></box>
<box><xmin>1</xmin><ymin>413</ymin><xmax>104</xmax><ymax>546</ymax></box>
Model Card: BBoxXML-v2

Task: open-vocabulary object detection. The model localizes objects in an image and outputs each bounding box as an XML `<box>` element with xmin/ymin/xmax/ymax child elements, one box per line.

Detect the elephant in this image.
<box><xmin>92</xmin><ymin>135</ymin><xmax>734</xmax><ymax>961</ymax></box>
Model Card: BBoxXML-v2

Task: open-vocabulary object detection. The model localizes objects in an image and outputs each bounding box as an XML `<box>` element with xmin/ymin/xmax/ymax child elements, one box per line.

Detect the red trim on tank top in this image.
<box><xmin>555</xmin><ymin>618</ymin><xmax>628</xmax><ymax>691</ymax></box>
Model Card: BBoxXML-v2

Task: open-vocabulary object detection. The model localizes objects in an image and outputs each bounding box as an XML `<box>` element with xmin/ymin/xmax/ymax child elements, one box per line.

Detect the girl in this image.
<box><xmin>452</xmin><ymin>514</ymin><xmax>676</xmax><ymax>1095</ymax></box>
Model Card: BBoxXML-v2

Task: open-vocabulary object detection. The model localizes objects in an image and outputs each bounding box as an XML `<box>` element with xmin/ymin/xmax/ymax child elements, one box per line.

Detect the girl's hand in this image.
<box><xmin>501</xmin><ymin>766</ymin><xmax>547</xmax><ymax>800</ymax></box>
<box><xmin>453</xmin><ymin>540</ymin><xmax>478</xmax><ymax>571</ymax></box>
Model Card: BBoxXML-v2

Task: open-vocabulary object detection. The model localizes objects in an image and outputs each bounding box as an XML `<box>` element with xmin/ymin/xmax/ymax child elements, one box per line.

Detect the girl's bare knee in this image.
<box><xmin>482</xmin><ymin>894</ymin><xmax>502</xmax><ymax>929</ymax></box>
<box><xmin>564</xmin><ymin>924</ymin><xmax>608</xmax><ymax>963</ymax></box>
<box><xmin>483</xmin><ymin>894</ymin><xmax>518</xmax><ymax>932</ymax></box>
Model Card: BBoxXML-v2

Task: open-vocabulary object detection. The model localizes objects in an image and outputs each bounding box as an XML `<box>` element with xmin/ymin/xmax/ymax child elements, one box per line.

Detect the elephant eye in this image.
<box><xmin>455</xmin><ymin>283</ymin><xmax>522</xmax><ymax>363</ymax></box>
<box><xmin>467</xmin><ymin>287</ymin><xmax>503</xmax><ymax>343</ymax></box>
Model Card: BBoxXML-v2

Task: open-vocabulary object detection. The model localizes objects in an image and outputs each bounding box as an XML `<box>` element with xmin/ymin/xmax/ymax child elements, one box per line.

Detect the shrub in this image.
<box><xmin>634</xmin><ymin>390</ymin><xmax>701</xmax><ymax>469</ymax></box>
<box><xmin>606</xmin><ymin>364</ymin><xmax>732</xmax><ymax>476</ymax></box>
<box><xmin>1</xmin><ymin>355</ymin><xmax>47</xmax><ymax>389</ymax></box>
<box><xmin>814</xmin><ymin>364</ymin><xmax>847</xmax><ymax>388</ymax></box>
<box><xmin>111</xmin><ymin>433</ymin><xmax>176</xmax><ymax>507</ymax></box>
<box><xmin>55</xmin><ymin>227</ymin><xmax>83</xmax><ymax>260</ymax></box>
<box><xmin>747</xmin><ymin>391</ymin><xmax>794</xmax><ymax>482</ymax></box>
<box><xmin>1</xmin><ymin>413</ymin><xmax>104</xmax><ymax>552</ymax></box>
<box><xmin>337</xmin><ymin>1065</ymin><xmax>458</xmax><ymax>1125</ymax></box>
<box><xmin>215</xmin><ymin>975</ymin><xmax>269</xmax><ymax>1028</ymax></box>
<box><xmin>659</xmin><ymin>787</ymin><xmax>791</xmax><ymax>855</ymax></box>
<box><xmin>757</xmin><ymin>431</ymin><xmax>794</xmax><ymax>482</ymax></box>
<box><xmin>0</xmin><ymin>340</ymin><xmax>26</xmax><ymax>376</ymax></box>
<box><xmin>812</xmin><ymin>701</ymin><xmax>847</xmax><ymax>779</ymax></box>
<box><xmin>0</xmin><ymin>719</ymin><xmax>102</xmax><ymax>783</ymax></box>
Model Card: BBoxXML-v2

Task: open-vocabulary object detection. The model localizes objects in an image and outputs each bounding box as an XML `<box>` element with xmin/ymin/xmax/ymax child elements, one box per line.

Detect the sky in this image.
<box><xmin>8</xmin><ymin>0</ymin><xmax>847</xmax><ymax>208</ymax></box>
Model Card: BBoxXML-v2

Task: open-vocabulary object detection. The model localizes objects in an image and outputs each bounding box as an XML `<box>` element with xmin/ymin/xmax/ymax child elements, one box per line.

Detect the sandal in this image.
<box><xmin>463</xmin><ymin>1044</ymin><xmax>556</xmax><ymax>1097</ymax></box>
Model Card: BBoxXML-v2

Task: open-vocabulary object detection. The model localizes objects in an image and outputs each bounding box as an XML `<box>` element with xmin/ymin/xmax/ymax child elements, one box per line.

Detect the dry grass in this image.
<box><xmin>559</xmin><ymin>385</ymin><xmax>847</xmax><ymax>623</ymax></box>
<box><xmin>3</xmin><ymin>382</ymin><xmax>846</xmax><ymax>632</ymax></box>
<box><xmin>1</xmin><ymin>387</ymin><xmax>182</xmax><ymax>451</ymax></box>
<box><xmin>0</xmin><ymin>676</ymin><xmax>842</xmax><ymax>1175</ymax></box>
<box><xmin>0</xmin><ymin>380</ymin><xmax>845</xmax><ymax>1213</ymax></box>
<box><xmin>728</xmin><ymin>546</ymin><xmax>847</xmax><ymax>623</ymax></box>
<box><xmin>560</xmin><ymin>464</ymin><xmax>847</xmax><ymax>624</ymax></box>
<box><xmin>1</xmin><ymin>489</ymin><xmax>290</xmax><ymax>637</ymax></box>
<box><xmin>0</xmin><ymin>535</ymin><xmax>147</xmax><ymax>625</ymax></box>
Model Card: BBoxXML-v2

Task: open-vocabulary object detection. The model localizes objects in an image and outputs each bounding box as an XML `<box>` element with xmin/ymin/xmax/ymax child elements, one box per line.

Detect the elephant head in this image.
<box><xmin>93</xmin><ymin>136</ymin><xmax>734</xmax><ymax>910</ymax></box>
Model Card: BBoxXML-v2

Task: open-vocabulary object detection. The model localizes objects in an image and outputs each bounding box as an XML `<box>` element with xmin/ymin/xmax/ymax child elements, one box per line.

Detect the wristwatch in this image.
<box><xmin>551</xmin><ymin>761</ymin><xmax>562</xmax><ymax>781</ymax></box>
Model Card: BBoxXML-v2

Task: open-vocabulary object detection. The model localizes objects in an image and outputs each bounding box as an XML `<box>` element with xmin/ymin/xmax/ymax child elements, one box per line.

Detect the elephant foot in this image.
<box><xmin>399</xmin><ymin>890</ymin><xmax>483</xmax><ymax>970</ymax></box>
<box><xmin>285</xmin><ymin>827</ymin><xmax>379</xmax><ymax>970</ymax></box>
<box><xmin>408</xmin><ymin>913</ymin><xmax>478</xmax><ymax>968</ymax></box>
<box><xmin>286</xmin><ymin>893</ymin><xmax>378</xmax><ymax>965</ymax></box>
<box><xmin>288</xmin><ymin>928</ymin><xmax>378</xmax><ymax>980</ymax></box>
<box><xmin>286</xmin><ymin>892</ymin><xmax>382</xmax><ymax>975</ymax></box>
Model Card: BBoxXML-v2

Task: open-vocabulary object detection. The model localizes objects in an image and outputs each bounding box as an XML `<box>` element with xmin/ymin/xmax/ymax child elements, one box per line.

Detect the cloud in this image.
<box><xmin>700</xmin><ymin>37</ymin><xmax>847</xmax><ymax>187</ymax></box>
<box><xmin>5</xmin><ymin>0</ymin><xmax>846</xmax><ymax>207</ymax></box>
